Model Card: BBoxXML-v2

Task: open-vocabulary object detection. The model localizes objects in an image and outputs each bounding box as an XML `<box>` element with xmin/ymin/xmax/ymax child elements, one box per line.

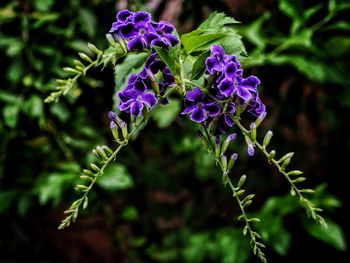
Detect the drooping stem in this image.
<box><xmin>58</xmin><ymin>116</ymin><xmax>149</xmax><ymax>229</ymax></box>
<box><xmin>233</xmin><ymin>116</ymin><xmax>326</xmax><ymax>226</ymax></box>
<box><xmin>200</xmin><ymin>125</ymin><xmax>267</xmax><ymax>262</ymax></box>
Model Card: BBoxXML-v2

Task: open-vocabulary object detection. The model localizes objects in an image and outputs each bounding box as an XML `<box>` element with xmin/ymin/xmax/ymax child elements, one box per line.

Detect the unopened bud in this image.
<box><xmin>106</xmin><ymin>33</ymin><xmax>116</xmax><ymax>47</ymax></box>
<box><xmin>228</xmin><ymin>153</ymin><xmax>238</xmax><ymax>170</ymax></box>
<box><xmin>110</xmin><ymin>121</ymin><xmax>119</xmax><ymax>141</ymax></box>
<box><xmin>249</xmin><ymin>123</ymin><xmax>257</xmax><ymax>141</ymax></box>
<box><xmin>255</xmin><ymin>111</ymin><xmax>267</xmax><ymax>127</ymax></box>
<box><xmin>221</xmin><ymin>133</ymin><xmax>237</xmax><ymax>154</ymax></box>
<box><xmin>263</xmin><ymin>130</ymin><xmax>273</xmax><ymax>148</ymax></box>
<box><xmin>221</xmin><ymin>155</ymin><xmax>228</xmax><ymax>171</ymax></box>
<box><xmin>215</xmin><ymin>136</ymin><xmax>221</xmax><ymax>159</ymax></box>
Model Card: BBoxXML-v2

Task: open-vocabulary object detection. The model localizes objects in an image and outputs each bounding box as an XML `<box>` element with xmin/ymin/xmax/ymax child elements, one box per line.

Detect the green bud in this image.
<box><xmin>243</xmin><ymin>200</ymin><xmax>252</xmax><ymax>208</ymax></box>
<box><xmin>292</xmin><ymin>177</ymin><xmax>306</xmax><ymax>183</ymax></box>
<box><xmin>106</xmin><ymin>33</ymin><xmax>116</xmax><ymax>47</ymax></box>
<box><xmin>110</xmin><ymin>121</ymin><xmax>119</xmax><ymax>141</ymax></box>
<box><xmin>91</xmin><ymin>163</ymin><xmax>101</xmax><ymax>172</ymax></box>
<box><xmin>250</xmin><ymin>123</ymin><xmax>257</xmax><ymax>141</ymax></box>
<box><xmin>63</xmin><ymin>67</ymin><xmax>81</xmax><ymax>74</ymax></box>
<box><xmin>278</xmin><ymin>152</ymin><xmax>294</xmax><ymax>164</ymax></box>
<box><xmin>74</xmin><ymin>59</ymin><xmax>85</xmax><ymax>67</ymax></box>
<box><xmin>237</xmin><ymin>175</ymin><xmax>246</xmax><ymax>188</ymax></box>
<box><xmin>228</xmin><ymin>153</ymin><xmax>238</xmax><ymax>170</ymax></box>
<box><xmin>255</xmin><ymin>112</ymin><xmax>267</xmax><ymax>127</ymax></box>
<box><xmin>80</xmin><ymin>175</ymin><xmax>93</xmax><ymax>182</ymax></box>
<box><xmin>263</xmin><ymin>130</ymin><xmax>273</xmax><ymax>147</ymax></box>
<box><xmin>83</xmin><ymin>169</ymin><xmax>95</xmax><ymax>177</ymax></box>
<box><xmin>221</xmin><ymin>133</ymin><xmax>237</xmax><ymax>154</ymax></box>
<box><xmin>281</xmin><ymin>156</ymin><xmax>292</xmax><ymax>170</ymax></box>
<box><xmin>83</xmin><ymin>196</ymin><xmax>89</xmax><ymax>209</ymax></box>
<box><xmin>287</xmin><ymin>170</ymin><xmax>303</xmax><ymax>176</ymax></box>
<box><xmin>221</xmin><ymin>155</ymin><xmax>228</xmax><ymax>171</ymax></box>
<box><xmin>268</xmin><ymin>150</ymin><xmax>276</xmax><ymax>161</ymax></box>
<box><xmin>300</xmin><ymin>189</ymin><xmax>315</xmax><ymax>194</ymax></box>
<box><xmin>96</xmin><ymin>146</ymin><xmax>108</xmax><ymax>160</ymax></box>
<box><xmin>78</xmin><ymin>52</ymin><xmax>93</xmax><ymax>63</ymax></box>
<box><xmin>234</xmin><ymin>189</ymin><xmax>245</xmax><ymax>197</ymax></box>
<box><xmin>88</xmin><ymin>43</ymin><xmax>100</xmax><ymax>54</ymax></box>
<box><xmin>120</xmin><ymin>121</ymin><xmax>129</xmax><ymax>141</ymax></box>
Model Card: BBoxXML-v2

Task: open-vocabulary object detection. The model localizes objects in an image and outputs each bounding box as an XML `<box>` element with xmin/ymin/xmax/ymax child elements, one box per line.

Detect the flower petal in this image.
<box><xmin>190</xmin><ymin>108</ymin><xmax>206</xmax><ymax>123</ymax></box>
<box><xmin>186</xmin><ymin>87</ymin><xmax>204</xmax><ymax>102</ymax></box>
<box><xmin>218</xmin><ymin>79</ymin><xmax>235</xmax><ymax>97</ymax></box>
<box><xmin>128</xmin><ymin>37</ymin><xmax>145</xmax><ymax>51</ymax></box>
<box><xmin>130</xmin><ymin>101</ymin><xmax>144</xmax><ymax>116</ymax></box>
<box><xmin>181</xmin><ymin>104</ymin><xmax>196</xmax><ymax>115</ymax></box>
<box><xmin>141</xmin><ymin>92</ymin><xmax>158</xmax><ymax>109</ymax></box>
<box><xmin>203</xmin><ymin>102</ymin><xmax>221</xmax><ymax>117</ymax></box>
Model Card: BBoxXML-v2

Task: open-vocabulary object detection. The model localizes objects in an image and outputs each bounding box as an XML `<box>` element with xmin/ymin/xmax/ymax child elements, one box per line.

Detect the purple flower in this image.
<box><xmin>181</xmin><ymin>87</ymin><xmax>221</xmax><ymax>123</ymax></box>
<box><xmin>118</xmin><ymin>87</ymin><xmax>157</xmax><ymax>116</ymax></box>
<box><xmin>110</xmin><ymin>10</ymin><xmax>179</xmax><ymax>51</ymax></box>
<box><xmin>151</xmin><ymin>21</ymin><xmax>179</xmax><ymax>48</ymax></box>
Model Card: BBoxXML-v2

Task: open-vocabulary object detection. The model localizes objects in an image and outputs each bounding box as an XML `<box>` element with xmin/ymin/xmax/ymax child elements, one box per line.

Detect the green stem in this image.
<box><xmin>201</xmin><ymin>125</ymin><xmax>267</xmax><ymax>262</ymax></box>
<box><xmin>58</xmin><ymin>116</ymin><xmax>148</xmax><ymax>229</ymax></box>
<box><xmin>233</xmin><ymin>116</ymin><xmax>326</xmax><ymax>226</ymax></box>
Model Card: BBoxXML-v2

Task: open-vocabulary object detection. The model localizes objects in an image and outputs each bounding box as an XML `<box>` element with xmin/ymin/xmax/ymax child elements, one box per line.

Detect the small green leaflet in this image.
<box><xmin>198</xmin><ymin>11</ymin><xmax>240</xmax><ymax>29</ymax></box>
<box><xmin>153</xmin><ymin>46</ymin><xmax>180</xmax><ymax>76</ymax></box>
<box><xmin>191</xmin><ymin>50</ymin><xmax>210</xmax><ymax>80</ymax></box>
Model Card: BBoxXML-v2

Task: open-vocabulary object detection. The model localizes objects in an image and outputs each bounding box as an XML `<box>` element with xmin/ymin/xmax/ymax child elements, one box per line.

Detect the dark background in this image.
<box><xmin>0</xmin><ymin>0</ymin><xmax>349</xmax><ymax>262</ymax></box>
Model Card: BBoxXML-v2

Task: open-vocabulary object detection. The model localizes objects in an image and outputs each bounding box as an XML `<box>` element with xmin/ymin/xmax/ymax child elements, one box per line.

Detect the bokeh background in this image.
<box><xmin>1</xmin><ymin>0</ymin><xmax>349</xmax><ymax>262</ymax></box>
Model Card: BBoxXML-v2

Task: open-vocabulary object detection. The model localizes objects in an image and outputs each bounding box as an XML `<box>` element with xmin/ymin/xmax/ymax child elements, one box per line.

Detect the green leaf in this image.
<box><xmin>303</xmin><ymin>219</ymin><xmax>347</xmax><ymax>251</ymax></box>
<box><xmin>181</xmin><ymin>31</ymin><xmax>226</xmax><ymax>54</ymax></box>
<box><xmin>267</xmin><ymin>55</ymin><xmax>345</xmax><ymax>85</ymax></box>
<box><xmin>0</xmin><ymin>191</ymin><xmax>18</xmax><ymax>213</ymax></box>
<box><xmin>35</xmin><ymin>172</ymin><xmax>76</xmax><ymax>206</ymax></box>
<box><xmin>114</xmin><ymin>52</ymin><xmax>149</xmax><ymax>88</ymax></box>
<box><xmin>237</xmin><ymin>13</ymin><xmax>270</xmax><ymax>50</ymax></box>
<box><xmin>324</xmin><ymin>36</ymin><xmax>350</xmax><ymax>57</ymax></box>
<box><xmin>97</xmin><ymin>164</ymin><xmax>133</xmax><ymax>191</ymax></box>
<box><xmin>78</xmin><ymin>8</ymin><xmax>97</xmax><ymax>38</ymax></box>
<box><xmin>33</xmin><ymin>0</ymin><xmax>54</xmax><ymax>12</ymax></box>
<box><xmin>2</xmin><ymin>104</ymin><xmax>21</xmax><ymax>128</ymax></box>
<box><xmin>23</xmin><ymin>95</ymin><xmax>44</xmax><ymax>118</ymax></box>
<box><xmin>256</xmin><ymin>214</ymin><xmax>291</xmax><ymax>255</ymax></box>
<box><xmin>278</xmin><ymin>0</ymin><xmax>304</xmax><ymax>33</ymax></box>
<box><xmin>153</xmin><ymin>99</ymin><xmax>181</xmax><ymax>128</ymax></box>
<box><xmin>153</xmin><ymin>46</ymin><xmax>180</xmax><ymax>75</ymax></box>
<box><xmin>101</xmin><ymin>44</ymin><xmax>126</xmax><ymax>69</ymax></box>
<box><xmin>120</xmin><ymin>206</ymin><xmax>138</xmax><ymax>221</ymax></box>
<box><xmin>191</xmin><ymin>51</ymin><xmax>211</xmax><ymax>80</ymax></box>
<box><xmin>0</xmin><ymin>90</ymin><xmax>20</xmax><ymax>104</ymax></box>
<box><xmin>198</xmin><ymin>12</ymin><xmax>240</xmax><ymax>29</ymax></box>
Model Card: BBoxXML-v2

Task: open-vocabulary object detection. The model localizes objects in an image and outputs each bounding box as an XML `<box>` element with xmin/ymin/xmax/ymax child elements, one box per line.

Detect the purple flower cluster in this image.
<box><xmin>182</xmin><ymin>45</ymin><xmax>266</xmax><ymax>134</ymax></box>
<box><xmin>118</xmin><ymin>54</ymin><xmax>175</xmax><ymax>116</ymax></box>
<box><xmin>110</xmin><ymin>10</ymin><xmax>179</xmax><ymax>51</ymax></box>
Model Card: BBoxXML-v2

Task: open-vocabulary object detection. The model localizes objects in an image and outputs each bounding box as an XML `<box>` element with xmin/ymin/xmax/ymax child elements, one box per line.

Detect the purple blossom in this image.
<box><xmin>118</xmin><ymin>86</ymin><xmax>158</xmax><ymax>116</ymax></box>
<box><xmin>181</xmin><ymin>87</ymin><xmax>221</xmax><ymax>123</ymax></box>
<box><xmin>117</xmin><ymin>53</ymin><xmax>176</xmax><ymax>117</ymax></box>
<box><xmin>110</xmin><ymin>10</ymin><xmax>179</xmax><ymax>51</ymax></box>
<box><xmin>183</xmin><ymin>45</ymin><xmax>266</xmax><ymax>136</ymax></box>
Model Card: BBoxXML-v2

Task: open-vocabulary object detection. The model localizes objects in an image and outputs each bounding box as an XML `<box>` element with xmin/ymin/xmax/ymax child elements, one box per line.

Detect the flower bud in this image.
<box><xmin>215</xmin><ymin>136</ymin><xmax>221</xmax><ymax>159</ymax></box>
<box><xmin>255</xmin><ymin>112</ymin><xmax>267</xmax><ymax>127</ymax></box>
<box><xmin>221</xmin><ymin>155</ymin><xmax>228</xmax><ymax>171</ymax></box>
<box><xmin>110</xmin><ymin>121</ymin><xmax>119</xmax><ymax>141</ymax></box>
<box><xmin>106</xmin><ymin>33</ymin><xmax>116</xmax><ymax>47</ymax></box>
<box><xmin>245</xmin><ymin>136</ymin><xmax>254</xmax><ymax>156</ymax></box>
<box><xmin>221</xmin><ymin>133</ymin><xmax>237</xmax><ymax>154</ymax></box>
<box><xmin>263</xmin><ymin>130</ymin><xmax>273</xmax><ymax>148</ymax></box>
<box><xmin>228</xmin><ymin>153</ymin><xmax>238</xmax><ymax>170</ymax></box>
<box><xmin>249</xmin><ymin>123</ymin><xmax>257</xmax><ymax>141</ymax></box>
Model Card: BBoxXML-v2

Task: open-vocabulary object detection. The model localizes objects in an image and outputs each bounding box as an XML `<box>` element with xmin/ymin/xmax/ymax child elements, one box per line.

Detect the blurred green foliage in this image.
<box><xmin>0</xmin><ymin>0</ymin><xmax>349</xmax><ymax>262</ymax></box>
